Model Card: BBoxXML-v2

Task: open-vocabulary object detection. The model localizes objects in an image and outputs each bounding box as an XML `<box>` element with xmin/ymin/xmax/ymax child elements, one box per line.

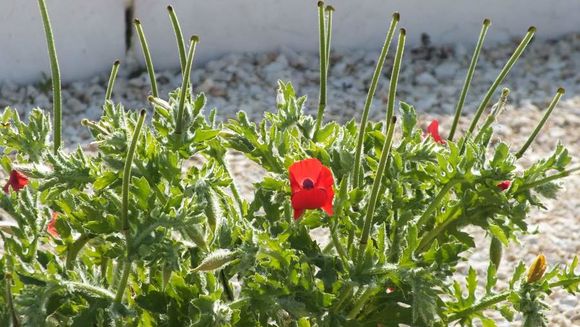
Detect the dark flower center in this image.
<box><xmin>302</xmin><ymin>178</ymin><xmax>315</xmax><ymax>189</ymax></box>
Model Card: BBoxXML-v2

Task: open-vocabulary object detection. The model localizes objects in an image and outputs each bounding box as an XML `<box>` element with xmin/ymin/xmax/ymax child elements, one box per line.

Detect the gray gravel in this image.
<box><xmin>1</xmin><ymin>32</ymin><xmax>579</xmax><ymax>325</ymax></box>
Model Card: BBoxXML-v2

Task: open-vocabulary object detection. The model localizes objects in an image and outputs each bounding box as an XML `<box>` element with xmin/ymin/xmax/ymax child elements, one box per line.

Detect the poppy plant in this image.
<box><xmin>289</xmin><ymin>158</ymin><xmax>334</xmax><ymax>219</ymax></box>
<box><xmin>426</xmin><ymin>119</ymin><xmax>445</xmax><ymax>144</ymax></box>
<box><xmin>497</xmin><ymin>180</ymin><xmax>511</xmax><ymax>191</ymax></box>
<box><xmin>3</xmin><ymin>170</ymin><xmax>29</xmax><ymax>193</ymax></box>
<box><xmin>47</xmin><ymin>212</ymin><xmax>60</xmax><ymax>238</ymax></box>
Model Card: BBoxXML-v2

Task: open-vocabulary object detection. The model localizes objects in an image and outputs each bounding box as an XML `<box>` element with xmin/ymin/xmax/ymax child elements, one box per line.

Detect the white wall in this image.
<box><xmin>0</xmin><ymin>0</ymin><xmax>125</xmax><ymax>84</ymax></box>
<box><xmin>1</xmin><ymin>0</ymin><xmax>579</xmax><ymax>83</ymax></box>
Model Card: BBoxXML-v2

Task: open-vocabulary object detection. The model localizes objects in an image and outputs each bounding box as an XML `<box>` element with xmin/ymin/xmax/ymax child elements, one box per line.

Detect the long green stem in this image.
<box><xmin>473</xmin><ymin>87</ymin><xmax>510</xmax><ymax>143</ymax></box>
<box><xmin>355</xmin><ymin>30</ymin><xmax>406</xmax><ymax>264</ymax></box>
<box><xmin>220</xmin><ymin>270</ymin><xmax>234</xmax><ymax>301</ymax></box>
<box><xmin>415</xmin><ymin>180</ymin><xmax>458</xmax><ymax>228</ymax></box>
<box><xmin>134</xmin><ymin>19</ymin><xmax>158</xmax><ymax>98</ymax></box>
<box><xmin>217</xmin><ymin>156</ymin><xmax>244</xmax><ymax>218</ymax></box>
<box><xmin>65</xmin><ymin>233</ymin><xmax>92</xmax><ymax>270</ymax></box>
<box><xmin>415</xmin><ymin>205</ymin><xmax>462</xmax><ymax>254</ymax></box>
<box><xmin>314</xmin><ymin>1</ymin><xmax>327</xmax><ymax>134</ymax></box>
<box><xmin>516</xmin><ymin>166</ymin><xmax>580</xmax><ymax>193</ymax></box>
<box><xmin>346</xmin><ymin>286</ymin><xmax>375</xmax><ymax>320</ymax></box>
<box><xmin>356</xmin><ymin>117</ymin><xmax>397</xmax><ymax>264</ymax></box>
<box><xmin>330</xmin><ymin>221</ymin><xmax>348</xmax><ymax>263</ymax></box>
<box><xmin>37</xmin><ymin>0</ymin><xmax>62</xmax><ymax>154</ymax></box>
<box><xmin>325</xmin><ymin>6</ymin><xmax>334</xmax><ymax>75</ymax></box>
<box><xmin>66</xmin><ymin>281</ymin><xmax>115</xmax><ymax>300</ymax></box>
<box><xmin>114</xmin><ymin>260</ymin><xmax>132</xmax><ymax>303</ymax></box>
<box><xmin>4</xmin><ymin>273</ymin><xmax>20</xmax><ymax>326</ymax></box>
<box><xmin>448</xmin><ymin>19</ymin><xmax>491</xmax><ymax>141</ymax></box>
<box><xmin>121</xmin><ymin>110</ymin><xmax>146</xmax><ymax>235</ymax></box>
<box><xmin>175</xmin><ymin>36</ymin><xmax>200</xmax><ymax>138</ymax></box>
<box><xmin>332</xmin><ymin>283</ymin><xmax>354</xmax><ymax>313</ymax></box>
<box><xmin>352</xmin><ymin>12</ymin><xmax>399</xmax><ymax>188</ymax></box>
<box><xmin>385</xmin><ymin>29</ymin><xmax>406</xmax><ymax>129</ymax></box>
<box><xmin>115</xmin><ymin>110</ymin><xmax>146</xmax><ymax>305</ymax></box>
<box><xmin>466</xmin><ymin>26</ymin><xmax>536</xmax><ymax>136</ymax></box>
<box><xmin>447</xmin><ymin>273</ymin><xmax>580</xmax><ymax>322</ymax></box>
<box><xmin>515</xmin><ymin>88</ymin><xmax>565</xmax><ymax>158</ymax></box>
<box><xmin>105</xmin><ymin>60</ymin><xmax>121</xmax><ymax>101</ymax></box>
<box><xmin>448</xmin><ymin>292</ymin><xmax>511</xmax><ymax>322</ymax></box>
<box><xmin>167</xmin><ymin>5</ymin><xmax>186</xmax><ymax>73</ymax></box>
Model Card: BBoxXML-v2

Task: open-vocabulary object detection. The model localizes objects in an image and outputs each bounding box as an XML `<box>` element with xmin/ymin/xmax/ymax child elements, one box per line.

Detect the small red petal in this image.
<box><xmin>47</xmin><ymin>212</ymin><xmax>60</xmax><ymax>238</ymax></box>
<box><xmin>289</xmin><ymin>159</ymin><xmax>323</xmax><ymax>189</ymax></box>
<box><xmin>497</xmin><ymin>180</ymin><xmax>511</xmax><ymax>191</ymax></box>
<box><xmin>3</xmin><ymin>170</ymin><xmax>29</xmax><ymax>193</ymax></box>
<box><xmin>289</xmin><ymin>158</ymin><xmax>335</xmax><ymax>219</ymax></box>
<box><xmin>426</xmin><ymin>120</ymin><xmax>445</xmax><ymax>144</ymax></box>
<box><xmin>386</xmin><ymin>287</ymin><xmax>395</xmax><ymax>294</ymax></box>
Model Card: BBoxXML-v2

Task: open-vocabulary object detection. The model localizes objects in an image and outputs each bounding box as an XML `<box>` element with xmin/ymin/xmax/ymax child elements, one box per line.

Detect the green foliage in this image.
<box><xmin>1</xmin><ymin>80</ymin><xmax>577</xmax><ymax>326</ymax></box>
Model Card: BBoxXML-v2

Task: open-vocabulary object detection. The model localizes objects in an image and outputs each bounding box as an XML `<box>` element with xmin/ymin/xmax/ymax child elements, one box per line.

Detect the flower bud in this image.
<box><xmin>489</xmin><ymin>236</ymin><xmax>503</xmax><ymax>268</ymax></box>
<box><xmin>527</xmin><ymin>254</ymin><xmax>547</xmax><ymax>283</ymax></box>
<box><xmin>193</xmin><ymin>249</ymin><xmax>237</xmax><ymax>272</ymax></box>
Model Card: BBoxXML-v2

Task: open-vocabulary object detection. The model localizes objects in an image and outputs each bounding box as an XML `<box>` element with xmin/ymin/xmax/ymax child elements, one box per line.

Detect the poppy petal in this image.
<box><xmin>322</xmin><ymin>201</ymin><xmax>334</xmax><ymax>216</ymax></box>
<box><xmin>47</xmin><ymin>212</ymin><xmax>60</xmax><ymax>238</ymax></box>
<box><xmin>293</xmin><ymin>208</ymin><xmax>305</xmax><ymax>220</ymax></box>
<box><xmin>289</xmin><ymin>158</ymin><xmax>323</xmax><ymax>186</ymax></box>
<box><xmin>291</xmin><ymin>188</ymin><xmax>328</xmax><ymax>210</ymax></box>
<box><xmin>316</xmin><ymin>165</ymin><xmax>334</xmax><ymax>189</ymax></box>
<box><xmin>497</xmin><ymin>180</ymin><xmax>511</xmax><ymax>191</ymax></box>
<box><xmin>3</xmin><ymin>170</ymin><xmax>28</xmax><ymax>193</ymax></box>
<box><xmin>426</xmin><ymin>120</ymin><xmax>445</xmax><ymax>144</ymax></box>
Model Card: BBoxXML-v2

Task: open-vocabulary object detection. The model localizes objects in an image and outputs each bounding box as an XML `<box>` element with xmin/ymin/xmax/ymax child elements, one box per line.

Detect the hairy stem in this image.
<box><xmin>37</xmin><ymin>0</ymin><xmax>62</xmax><ymax>154</ymax></box>
<box><xmin>65</xmin><ymin>233</ymin><xmax>92</xmax><ymax>270</ymax></box>
<box><xmin>516</xmin><ymin>166</ymin><xmax>580</xmax><ymax>193</ymax></box>
<box><xmin>415</xmin><ymin>205</ymin><xmax>462</xmax><ymax>254</ymax></box>
<box><xmin>357</xmin><ymin>116</ymin><xmax>397</xmax><ymax>264</ymax></box>
<box><xmin>4</xmin><ymin>273</ymin><xmax>20</xmax><ymax>327</ymax></box>
<box><xmin>347</xmin><ymin>286</ymin><xmax>375</xmax><ymax>320</ymax></box>
<box><xmin>134</xmin><ymin>19</ymin><xmax>158</xmax><ymax>97</ymax></box>
<box><xmin>448</xmin><ymin>292</ymin><xmax>511</xmax><ymax>322</ymax></box>
<box><xmin>325</xmin><ymin>6</ymin><xmax>334</xmax><ymax>75</ymax></box>
<box><xmin>385</xmin><ymin>29</ymin><xmax>406</xmax><ymax>129</ymax></box>
<box><xmin>167</xmin><ymin>5</ymin><xmax>186</xmax><ymax>73</ymax></box>
<box><xmin>473</xmin><ymin>87</ymin><xmax>510</xmax><ymax>143</ymax></box>
<box><xmin>121</xmin><ymin>110</ymin><xmax>146</xmax><ymax>236</ymax></box>
<box><xmin>105</xmin><ymin>60</ymin><xmax>121</xmax><ymax>101</ymax></box>
<box><xmin>416</xmin><ymin>180</ymin><xmax>458</xmax><ymax>229</ymax></box>
<box><xmin>466</xmin><ymin>27</ymin><xmax>536</xmax><ymax>136</ymax></box>
<box><xmin>515</xmin><ymin>88</ymin><xmax>565</xmax><ymax>158</ymax></box>
<box><xmin>448</xmin><ymin>19</ymin><xmax>491</xmax><ymax>141</ymax></box>
<box><xmin>175</xmin><ymin>36</ymin><xmax>200</xmax><ymax>139</ymax></box>
<box><xmin>352</xmin><ymin>12</ymin><xmax>399</xmax><ymax>188</ymax></box>
<box><xmin>330</xmin><ymin>220</ymin><xmax>348</xmax><ymax>263</ymax></box>
<box><xmin>220</xmin><ymin>270</ymin><xmax>234</xmax><ymax>301</ymax></box>
<box><xmin>314</xmin><ymin>1</ymin><xmax>327</xmax><ymax>134</ymax></box>
<box><xmin>114</xmin><ymin>260</ymin><xmax>132</xmax><ymax>303</ymax></box>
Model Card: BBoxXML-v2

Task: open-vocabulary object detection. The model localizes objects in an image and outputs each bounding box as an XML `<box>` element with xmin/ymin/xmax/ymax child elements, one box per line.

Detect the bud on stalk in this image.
<box><xmin>527</xmin><ymin>254</ymin><xmax>547</xmax><ymax>283</ymax></box>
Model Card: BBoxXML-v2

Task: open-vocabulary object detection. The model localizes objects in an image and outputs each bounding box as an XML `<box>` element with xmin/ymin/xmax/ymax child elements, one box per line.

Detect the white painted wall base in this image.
<box><xmin>0</xmin><ymin>0</ymin><xmax>578</xmax><ymax>84</ymax></box>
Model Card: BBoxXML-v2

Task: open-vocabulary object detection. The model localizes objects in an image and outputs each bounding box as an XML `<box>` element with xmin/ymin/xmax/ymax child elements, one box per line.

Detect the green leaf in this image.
<box><xmin>136</xmin><ymin>290</ymin><xmax>169</xmax><ymax>314</ymax></box>
<box><xmin>93</xmin><ymin>171</ymin><xmax>118</xmax><ymax>190</ymax></box>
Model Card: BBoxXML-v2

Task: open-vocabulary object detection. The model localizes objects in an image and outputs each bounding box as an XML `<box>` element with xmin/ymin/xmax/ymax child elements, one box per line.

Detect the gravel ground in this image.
<box><xmin>2</xmin><ymin>32</ymin><xmax>579</xmax><ymax>325</ymax></box>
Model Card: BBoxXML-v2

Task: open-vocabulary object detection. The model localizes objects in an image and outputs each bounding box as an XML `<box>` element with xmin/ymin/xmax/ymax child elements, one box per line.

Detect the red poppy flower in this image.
<box><xmin>426</xmin><ymin>119</ymin><xmax>445</xmax><ymax>144</ymax></box>
<box><xmin>497</xmin><ymin>180</ymin><xmax>511</xmax><ymax>191</ymax></box>
<box><xmin>47</xmin><ymin>212</ymin><xmax>60</xmax><ymax>238</ymax></box>
<box><xmin>289</xmin><ymin>158</ymin><xmax>334</xmax><ymax>220</ymax></box>
<box><xmin>3</xmin><ymin>170</ymin><xmax>29</xmax><ymax>193</ymax></box>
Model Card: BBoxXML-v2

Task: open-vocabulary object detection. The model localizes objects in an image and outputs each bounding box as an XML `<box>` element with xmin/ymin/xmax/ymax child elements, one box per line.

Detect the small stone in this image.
<box><xmin>415</xmin><ymin>72</ymin><xmax>438</xmax><ymax>86</ymax></box>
